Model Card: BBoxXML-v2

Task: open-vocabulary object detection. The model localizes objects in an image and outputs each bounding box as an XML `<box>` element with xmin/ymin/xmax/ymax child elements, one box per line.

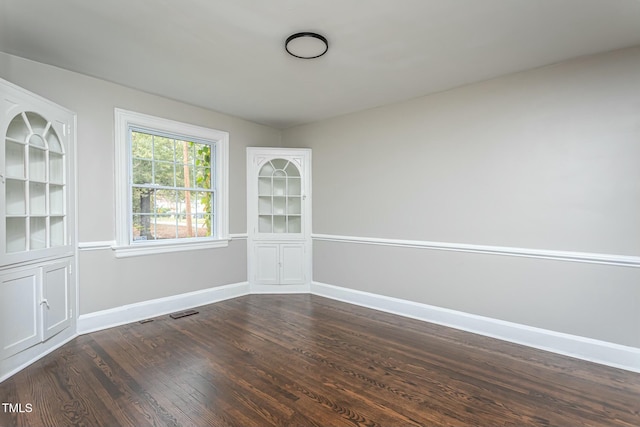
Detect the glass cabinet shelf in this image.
<box><xmin>4</xmin><ymin>111</ymin><xmax>67</xmax><ymax>253</ymax></box>
<box><xmin>50</xmin><ymin>185</ymin><xmax>64</xmax><ymax>215</ymax></box>
<box><xmin>50</xmin><ymin>216</ymin><xmax>65</xmax><ymax>247</ymax></box>
<box><xmin>5</xmin><ymin>140</ymin><xmax>25</xmax><ymax>178</ymax></box>
<box><xmin>6</xmin><ymin>217</ymin><xmax>27</xmax><ymax>252</ymax></box>
<box><xmin>6</xmin><ymin>115</ymin><xmax>29</xmax><ymax>141</ymax></box>
<box><xmin>287</xmin><ymin>178</ymin><xmax>301</xmax><ymax>196</ymax></box>
<box><xmin>6</xmin><ymin>179</ymin><xmax>26</xmax><ymax>215</ymax></box>
<box><xmin>256</xmin><ymin>158</ymin><xmax>304</xmax><ymax>234</ymax></box>
<box><xmin>288</xmin><ymin>197</ymin><xmax>301</xmax><ymax>214</ymax></box>
<box><xmin>30</xmin><ymin>217</ymin><xmax>47</xmax><ymax>250</ymax></box>
<box><xmin>49</xmin><ymin>153</ymin><xmax>64</xmax><ymax>184</ymax></box>
<box><xmin>28</xmin><ymin>146</ymin><xmax>46</xmax><ymax>182</ymax></box>
<box><xmin>29</xmin><ymin>182</ymin><xmax>46</xmax><ymax>215</ymax></box>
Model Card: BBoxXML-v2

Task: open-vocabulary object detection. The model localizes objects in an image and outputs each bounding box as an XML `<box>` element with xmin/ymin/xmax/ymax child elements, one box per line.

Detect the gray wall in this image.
<box><xmin>0</xmin><ymin>52</ymin><xmax>280</xmax><ymax>314</ymax></box>
<box><xmin>282</xmin><ymin>47</ymin><xmax>640</xmax><ymax>347</ymax></box>
<box><xmin>2</xmin><ymin>47</ymin><xmax>639</xmax><ymax>347</ymax></box>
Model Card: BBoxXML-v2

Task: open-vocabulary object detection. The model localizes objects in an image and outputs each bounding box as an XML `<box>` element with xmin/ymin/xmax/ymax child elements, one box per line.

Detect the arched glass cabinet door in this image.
<box><xmin>4</xmin><ymin>111</ymin><xmax>66</xmax><ymax>253</ymax></box>
<box><xmin>257</xmin><ymin>158</ymin><xmax>302</xmax><ymax>234</ymax></box>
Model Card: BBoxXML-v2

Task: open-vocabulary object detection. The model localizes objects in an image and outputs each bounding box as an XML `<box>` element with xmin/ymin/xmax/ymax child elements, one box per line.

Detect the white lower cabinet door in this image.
<box><xmin>0</xmin><ymin>268</ymin><xmax>42</xmax><ymax>359</ymax></box>
<box><xmin>254</xmin><ymin>242</ymin><xmax>306</xmax><ymax>285</ymax></box>
<box><xmin>255</xmin><ymin>244</ymin><xmax>279</xmax><ymax>284</ymax></box>
<box><xmin>280</xmin><ymin>244</ymin><xmax>305</xmax><ymax>284</ymax></box>
<box><xmin>42</xmin><ymin>261</ymin><xmax>71</xmax><ymax>340</ymax></box>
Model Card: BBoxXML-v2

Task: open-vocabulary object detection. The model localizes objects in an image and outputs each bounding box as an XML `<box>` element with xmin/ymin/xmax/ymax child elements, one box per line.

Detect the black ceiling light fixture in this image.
<box><xmin>285</xmin><ymin>32</ymin><xmax>328</xmax><ymax>59</ymax></box>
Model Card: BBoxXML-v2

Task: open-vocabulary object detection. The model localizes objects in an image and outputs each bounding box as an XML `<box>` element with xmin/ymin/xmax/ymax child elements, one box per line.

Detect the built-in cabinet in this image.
<box><xmin>0</xmin><ymin>259</ymin><xmax>72</xmax><ymax>360</ymax></box>
<box><xmin>247</xmin><ymin>148</ymin><xmax>311</xmax><ymax>291</ymax></box>
<box><xmin>0</xmin><ymin>78</ymin><xmax>76</xmax><ymax>380</ymax></box>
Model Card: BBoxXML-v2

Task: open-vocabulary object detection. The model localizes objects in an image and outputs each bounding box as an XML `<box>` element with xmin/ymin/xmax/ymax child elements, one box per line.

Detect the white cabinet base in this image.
<box><xmin>0</xmin><ymin>258</ymin><xmax>72</xmax><ymax>362</ymax></box>
<box><xmin>252</xmin><ymin>242</ymin><xmax>307</xmax><ymax>286</ymax></box>
<box><xmin>255</xmin><ymin>244</ymin><xmax>279</xmax><ymax>285</ymax></box>
<box><xmin>42</xmin><ymin>261</ymin><xmax>72</xmax><ymax>340</ymax></box>
<box><xmin>281</xmin><ymin>244</ymin><xmax>305</xmax><ymax>284</ymax></box>
<box><xmin>0</xmin><ymin>269</ymin><xmax>41</xmax><ymax>358</ymax></box>
<box><xmin>249</xmin><ymin>283</ymin><xmax>311</xmax><ymax>294</ymax></box>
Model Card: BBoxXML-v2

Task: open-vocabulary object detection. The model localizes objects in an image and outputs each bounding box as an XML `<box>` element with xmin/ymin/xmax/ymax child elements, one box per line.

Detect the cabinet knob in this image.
<box><xmin>40</xmin><ymin>299</ymin><xmax>50</xmax><ymax>309</ymax></box>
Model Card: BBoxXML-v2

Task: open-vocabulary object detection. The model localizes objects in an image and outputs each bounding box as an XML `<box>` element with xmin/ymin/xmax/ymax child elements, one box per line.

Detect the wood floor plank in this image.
<box><xmin>1</xmin><ymin>294</ymin><xmax>639</xmax><ymax>426</ymax></box>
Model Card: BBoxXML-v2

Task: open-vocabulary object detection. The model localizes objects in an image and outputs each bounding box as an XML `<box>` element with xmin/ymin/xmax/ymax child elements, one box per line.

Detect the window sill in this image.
<box><xmin>111</xmin><ymin>238</ymin><xmax>229</xmax><ymax>258</ymax></box>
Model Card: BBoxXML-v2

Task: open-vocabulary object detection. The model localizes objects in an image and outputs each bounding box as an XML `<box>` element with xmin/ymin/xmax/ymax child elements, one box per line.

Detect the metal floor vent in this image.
<box><xmin>169</xmin><ymin>309</ymin><xmax>199</xmax><ymax>319</ymax></box>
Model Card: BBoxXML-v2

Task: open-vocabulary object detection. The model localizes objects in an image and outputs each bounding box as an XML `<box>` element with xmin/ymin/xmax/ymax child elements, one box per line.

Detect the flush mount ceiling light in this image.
<box><xmin>285</xmin><ymin>32</ymin><xmax>328</xmax><ymax>59</ymax></box>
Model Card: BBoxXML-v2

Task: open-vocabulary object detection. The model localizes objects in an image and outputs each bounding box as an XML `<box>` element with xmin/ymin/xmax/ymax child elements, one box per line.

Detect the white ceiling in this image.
<box><xmin>2</xmin><ymin>0</ymin><xmax>640</xmax><ymax>129</ymax></box>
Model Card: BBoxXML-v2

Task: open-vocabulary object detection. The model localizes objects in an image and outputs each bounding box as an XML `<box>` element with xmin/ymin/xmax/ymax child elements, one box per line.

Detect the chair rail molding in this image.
<box><xmin>311</xmin><ymin>234</ymin><xmax>640</xmax><ymax>268</ymax></box>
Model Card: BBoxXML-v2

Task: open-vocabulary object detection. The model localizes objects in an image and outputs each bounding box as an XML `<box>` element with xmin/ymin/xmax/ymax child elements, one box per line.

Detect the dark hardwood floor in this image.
<box><xmin>1</xmin><ymin>294</ymin><xmax>639</xmax><ymax>426</ymax></box>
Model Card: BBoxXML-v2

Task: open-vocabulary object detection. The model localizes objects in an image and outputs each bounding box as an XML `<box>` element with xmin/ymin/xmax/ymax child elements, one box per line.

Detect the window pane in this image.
<box><xmin>175</xmin><ymin>164</ymin><xmax>187</xmax><ymax>188</ymax></box>
<box><xmin>153</xmin><ymin>136</ymin><xmax>174</xmax><ymax>162</ymax></box>
<box><xmin>131</xmin><ymin>132</ymin><xmax>153</xmax><ymax>159</ymax></box>
<box><xmin>180</xmin><ymin>191</ymin><xmax>200</xmax><ymax>238</ymax></box>
<box><xmin>152</xmin><ymin>214</ymin><xmax>176</xmax><ymax>240</ymax></box>
<box><xmin>195</xmin><ymin>191</ymin><xmax>210</xmax><ymax>215</ymax></box>
<box><xmin>195</xmin><ymin>167</ymin><xmax>210</xmax><ymax>189</ymax></box>
<box><xmin>156</xmin><ymin>189</ymin><xmax>177</xmax><ymax>215</ymax></box>
<box><xmin>132</xmin><ymin>214</ymin><xmax>153</xmax><ymax>241</ymax></box>
<box><xmin>186</xmin><ymin>141</ymin><xmax>197</xmax><ymax>164</ymax></box>
<box><xmin>154</xmin><ymin>161</ymin><xmax>174</xmax><ymax>186</ymax></box>
<box><xmin>132</xmin><ymin>158</ymin><xmax>153</xmax><ymax>184</ymax></box>
<box><xmin>196</xmin><ymin>214</ymin><xmax>212</xmax><ymax>237</ymax></box>
<box><xmin>175</xmin><ymin>139</ymin><xmax>193</xmax><ymax>164</ymax></box>
<box><xmin>180</xmin><ymin>214</ymin><xmax>195</xmax><ymax>238</ymax></box>
<box><xmin>187</xmin><ymin>190</ymin><xmax>197</xmax><ymax>213</ymax></box>
<box><xmin>132</xmin><ymin>188</ymin><xmax>155</xmax><ymax>214</ymax></box>
<box><xmin>194</xmin><ymin>143</ymin><xmax>209</xmax><ymax>165</ymax></box>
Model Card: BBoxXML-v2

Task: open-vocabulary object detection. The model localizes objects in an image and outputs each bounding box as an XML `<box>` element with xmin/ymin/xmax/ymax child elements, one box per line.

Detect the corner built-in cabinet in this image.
<box><xmin>0</xmin><ymin>78</ymin><xmax>76</xmax><ymax>380</ymax></box>
<box><xmin>247</xmin><ymin>148</ymin><xmax>311</xmax><ymax>290</ymax></box>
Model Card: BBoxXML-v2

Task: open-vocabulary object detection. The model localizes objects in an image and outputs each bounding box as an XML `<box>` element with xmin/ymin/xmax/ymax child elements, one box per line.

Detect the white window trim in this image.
<box><xmin>113</xmin><ymin>108</ymin><xmax>229</xmax><ymax>258</ymax></box>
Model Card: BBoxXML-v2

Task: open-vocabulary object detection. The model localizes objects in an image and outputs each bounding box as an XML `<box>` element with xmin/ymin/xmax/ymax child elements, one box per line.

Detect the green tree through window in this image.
<box><xmin>130</xmin><ymin>130</ymin><xmax>213</xmax><ymax>241</ymax></box>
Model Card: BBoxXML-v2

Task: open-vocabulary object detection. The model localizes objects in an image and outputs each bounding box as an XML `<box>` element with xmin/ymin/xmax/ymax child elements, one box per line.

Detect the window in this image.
<box><xmin>114</xmin><ymin>109</ymin><xmax>228</xmax><ymax>257</ymax></box>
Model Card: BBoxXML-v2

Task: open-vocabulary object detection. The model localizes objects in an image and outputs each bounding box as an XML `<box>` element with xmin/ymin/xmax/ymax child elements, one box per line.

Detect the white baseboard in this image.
<box><xmin>311</xmin><ymin>281</ymin><xmax>640</xmax><ymax>373</ymax></box>
<box><xmin>77</xmin><ymin>282</ymin><xmax>310</xmax><ymax>336</ymax></box>
<box><xmin>77</xmin><ymin>282</ymin><xmax>250</xmax><ymax>335</ymax></box>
